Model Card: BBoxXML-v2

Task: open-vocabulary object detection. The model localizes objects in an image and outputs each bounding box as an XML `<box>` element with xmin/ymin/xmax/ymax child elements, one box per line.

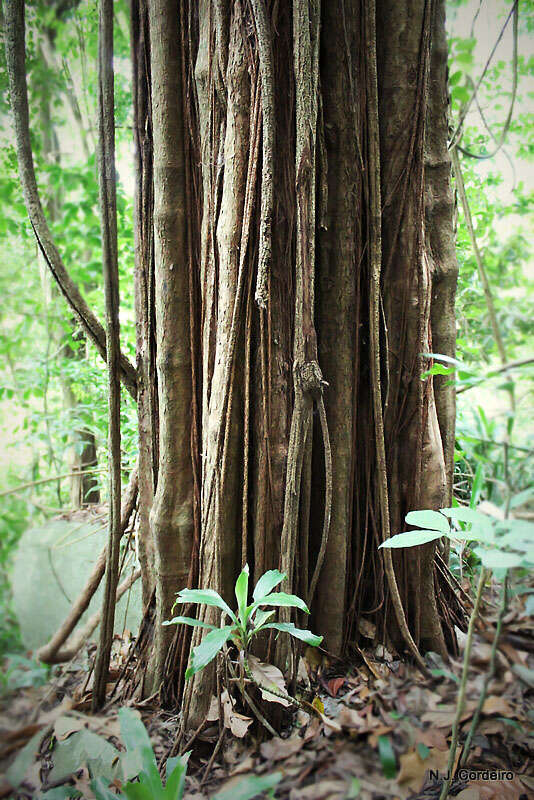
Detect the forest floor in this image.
<box><xmin>0</xmin><ymin>582</ymin><xmax>533</xmax><ymax>800</ymax></box>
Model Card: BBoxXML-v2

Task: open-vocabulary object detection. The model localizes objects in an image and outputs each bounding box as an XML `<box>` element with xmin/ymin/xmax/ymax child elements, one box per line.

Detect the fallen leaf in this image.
<box><xmin>398</xmin><ymin>746</ymin><xmax>460</xmax><ymax>792</ymax></box>
<box><xmin>248</xmin><ymin>655</ymin><xmax>289</xmax><ymax>707</ymax></box>
<box><xmin>289</xmin><ymin>778</ymin><xmax>347</xmax><ymax>799</ymax></box>
<box><xmin>225</xmin><ymin>710</ymin><xmax>253</xmax><ymax>739</ymax></box>
<box><xmin>326</xmin><ymin>677</ymin><xmax>346</xmax><ymax>697</ymax></box>
<box><xmin>337</xmin><ymin>707</ymin><xmax>366</xmax><ymax>730</ymax></box>
<box><xmin>414</xmin><ymin>726</ymin><xmax>449</xmax><ymax>751</ymax></box>
<box><xmin>422</xmin><ymin>702</ymin><xmax>475</xmax><ymax>728</ymax></box>
<box><xmin>481</xmin><ymin>696</ymin><xmax>514</xmax><ymax>717</ymax></box>
<box><xmin>260</xmin><ymin>735</ymin><xmax>304</xmax><ymax>762</ymax></box>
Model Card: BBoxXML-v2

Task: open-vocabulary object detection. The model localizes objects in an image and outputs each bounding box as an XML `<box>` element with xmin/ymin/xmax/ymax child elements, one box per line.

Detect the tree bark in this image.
<box><xmin>11</xmin><ymin>0</ymin><xmax>458</xmax><ymax>724</ymax></box>
<box><xmin>147</xmin><ymin>0</ymin><xmax>194</xmax><ymax>690</ymax></box>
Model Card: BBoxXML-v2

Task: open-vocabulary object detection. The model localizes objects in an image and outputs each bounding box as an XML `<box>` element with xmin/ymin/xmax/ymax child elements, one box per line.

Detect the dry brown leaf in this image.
<box><xmin>414</xmin><ymin>726</ymin><xmax>449</xmax><ymax>751</ymax></box>
<box><xmin>421</xmin><ymin>702</ymin><xmax>475</xmax><ymax>728</ymax></box>
<box><xmin>455</xmin><ymin>789</ymin><xmax>480</xmax><ymax>800</ymax></box>
<box><xmin>289</xmin><ymin>778</ymin><xmax>347</xmax><ymax>799</ymax></box>
<box><xmin>260</xmin><ymin>734</ymin><xmax>304</xmax><ymax>762</ymax></box>
<box><xmin>326</xmin><ymin>677</ymin><xmax>345</xmax><ymax>697</ymax></box>
<box><xmin>248</xmin><ymin>655</ymin><xmax>289</xmax><ymax>707</ymax></box>
<box><xmin>225</xmin><ymin>710</ymin><xmax>253</xmax><ymax>738</ymax></box>
<box><xmin>337</xmin><ymin>706</ymin><xmax>366</xmax><ymax>730</ymax></box>
<box><xmin>481</xmin><ymin>696</ymin><xmax>514</xmax><ymax>717</ymax></box>
<box><xmin>207</xmin><ymin>695</ymin><xmax>220</xmax><ymax>722</ymax></box>
<box><xmin>398</xmin><ymin>746</ymin><xmax>460</xmax><ymax>793</ymax></box>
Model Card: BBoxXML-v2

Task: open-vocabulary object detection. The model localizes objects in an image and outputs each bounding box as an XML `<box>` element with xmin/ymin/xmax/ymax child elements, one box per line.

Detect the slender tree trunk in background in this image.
<box><xmin>125</xmin><ymin>0</ymin><xmax>457</xmax><ymax>723</ymax></box>
<box><xmin>146</xmin><ymin>0</ymin><xmax>195</xmax><ymax>690</ymax></box>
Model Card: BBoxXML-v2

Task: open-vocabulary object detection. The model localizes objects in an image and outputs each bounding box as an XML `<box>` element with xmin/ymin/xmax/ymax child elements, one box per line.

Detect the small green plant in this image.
<box><xmin>165</xmin><ymin>564</ymin><xmax>322</xmax><ymax>680</ymax></box>
<box><xmin>379</xmin><ymin>504</ymin><xmax>533</xmax><ymax>799</ymax></box>
<box><xmin>165</xmin><ymin>565</ymin><xmax>322</xmax><ymax>731</ymax></box>
<box><xmin>378</xmin><ymin>506</ymin><xmax>533</xmax><ymax>571</ymax></box>
<box><xmin>36</xmin><ymin>707</ymin><xmax>280</xmax><ymax>800</ymax></box>
<box><xmin>1</xmin><ymin>654</ymin><xmax>49</xmax><ymax>695</ymax></box>
<box><xmin>90</xmin><ymin>708</ymin><xmax>189</xmax><ymax>800</ymax></box>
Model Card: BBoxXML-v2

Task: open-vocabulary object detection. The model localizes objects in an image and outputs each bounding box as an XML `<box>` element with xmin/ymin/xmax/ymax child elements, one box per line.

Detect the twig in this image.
<box><xmin>455</xmin><ymin>1</ymin><xmax>518</xmax><ymax>160</ymax></box>
<box><xmin>451</xmin><ymin>146</ymin><xmax>514</xmax><ymax>414</ymax></box>
<box><xmin>460</xmin><ymin>574</ymin><xmax>509</xmax><ymax>766</ymax></box>
<box><xmin>439</xmin><ymin>567</ymin><xmax>488</xmax><ymax>800</ymax></box>
<box><xmin>448</xmin><ymin>1</ymin><xmax>518</xmax><ymax>151</ymax></box>
<box><xmin>0</xmin><ymin>469</ymin><xmax>106</xmax><ymax>499</ymax></box>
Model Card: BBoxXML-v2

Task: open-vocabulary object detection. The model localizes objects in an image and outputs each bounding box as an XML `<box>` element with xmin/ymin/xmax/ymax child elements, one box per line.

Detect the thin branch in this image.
<box><xmin>49</xmin><ymin>568</ymin><xmax>141</xmax><ymax>664</ymax></box>
<box><xmin>93</xmin><ymin>0</ymin><xmax>123</xmax><ymax>711</ymax></box>
<box><xmin>451</xmin><ymin>146</ymin><xmax>514</xmax><ymax>413</ymax></box>
<box><xmin>3</xmin><ymin>0</ymin><xmax>137</xmax><ymax>400</ymax></box>
<box><xmin>448</xmin><ymin>1</ymin><xmax>518</xmax><ymax>151</ymax></box>
<box><xmin>455</xmin><ymin>1</ymin><xmax>518</xmax><ymax>160</ymax></box>
<box><xmin>0</xmin><ymin>468</ymin><xmax>106</xmax><ymax>499</ymax></box>
<box><xmin>456</xmin><ymin>356</ymin><xmax>534</xmax><ymax>394</ymax></box>
<box><xmin>460</xmin><ymin>574</ymin><xmax>508</xmax><ymax>766</ymax></box>
<box><xmin>439</xmin><ymin>568</ymin><xmax>488</xmax><ymax>800</ymax></box>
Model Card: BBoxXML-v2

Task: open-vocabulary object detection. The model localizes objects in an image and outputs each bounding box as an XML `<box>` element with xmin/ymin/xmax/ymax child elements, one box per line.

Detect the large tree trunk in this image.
<box><xmin>128</xmin><ymin>0</ymin><xmax>457</xmax><ymax>726</ymax></box>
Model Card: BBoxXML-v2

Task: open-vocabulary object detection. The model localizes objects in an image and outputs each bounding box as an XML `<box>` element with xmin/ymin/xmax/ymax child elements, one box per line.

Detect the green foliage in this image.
<box><xmin>380</xmin><ymin>505</ymin><xmax>534</xmax><ymax>575</ymax></box>
<box><xmin>0</xmin><ymin>653</ymin><xmax>49</xmax><ymax>695</ymax></box>
<box><xmin>165</xmin><ymin>565</ymin><xmax>322</xmax><ymax>679</ymax></box>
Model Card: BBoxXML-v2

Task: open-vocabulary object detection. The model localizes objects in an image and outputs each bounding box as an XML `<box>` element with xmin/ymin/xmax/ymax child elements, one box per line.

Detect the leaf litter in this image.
<box><xmin>0</xmin><ymin>576</ymin><xmax>532</xmax><ymax>799</ymax></box>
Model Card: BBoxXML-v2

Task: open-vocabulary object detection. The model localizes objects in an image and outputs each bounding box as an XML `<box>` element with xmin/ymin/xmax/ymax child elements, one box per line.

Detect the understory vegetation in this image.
<box><xmin>0</xmin><ymin>0</ymin><xmax>533</xmax><ymax>798</ymax></box>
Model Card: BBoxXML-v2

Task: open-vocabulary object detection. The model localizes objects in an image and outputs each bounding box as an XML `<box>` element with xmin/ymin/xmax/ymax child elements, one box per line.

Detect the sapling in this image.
<box><xmin>164</xmin><ymin>565</ymin><xmax>323</xmax><ymax>724</ymax></box>
<box><xmin>379</xmin><ymin>505</ymin><xmax>533</xmax><ymax>799</ymax></box>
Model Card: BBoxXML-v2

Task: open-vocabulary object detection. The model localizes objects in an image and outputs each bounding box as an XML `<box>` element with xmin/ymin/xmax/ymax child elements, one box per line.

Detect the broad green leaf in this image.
<box><xmin>122</xmin><ymin>757</ymin><xmax>164</xmax><ymax>799</ymax></box>
<box><xmin>262</xmin><ymin>622</ymin><xmax>323</xmax><ymax>647</ymax></box>
<box><xmin>252</xmin><ymin>608</ymin><xmax>276</xmax><ymax>629</ymax></box>
<box><xmin>379</xmin><ymin>530</ymin><xmax>444</xmax><ymax>549</ymax></box>
<box><xmin>235</xmin><ymin>564</ymin><xmax>250</xmax><ymax>624</ymax></box>
<box><xmin>39</xmin><ymin>789</ymin><xmax>82</xmax><ymax>799</ymax></box>
<box><xmin>510</xmin><ymin>487</ymin><xmax>534</xmax><ymax>509</ymax></box>
<box><xmin>174</xmin><ymin>589</ymin><xmax>236</xmax><ymax>623</ymax></box>
<box><xmin>165</xmin><ymin>752</ymin><xmax>190</xmax><ymax>800</ymax></box>
<box><xmin>378</xmin><ymin>735</ymin><xmax>396</xmax><ymax>779</ymax></box>
<box><xmin>90</xmin><ymin>779</ymin><xmax>120</xmax><ymax>800</ymax></box>
<box><xmin>212</xmin><ymin>771</ymin><xmax>282</xmax><ymax>800</ymax></box>
<box><xmin>6</xmin><ymin>728</ymin><xmax>46</xmax><ymax>788</ymax></box>
<box><xmin>252</xmin><ymin>569</ymin><xmax>286</xmax><ymax>601</ymax></box>
<box><xmin>48</xmin><ymin>729</ymin><xmax>119</xmax><ymax>785</ymax></box>
<box><xmin>119</xmin><ymin>708</ymin><xmax>153</xmax><ymax>759</ymax></box>
<box><xmin>252</xmin><ymin>591</ymin><xmax>310</xmax><ymax>614</ymax></box>
<box><xmin>422</xmin><ymin>352</ymin><xmax>468</xmax><ymax>369</ymax></box>
<box><xmin>162</xmin><ymin>616</ymin><xmax>216</xmax><ymax>630</ymax></box>
<box><xmin>405</xmin><ymin>510</ymin><xmax>450</xmax><ymax>534</ymax></box>
<box><xmin>185</xmin><ymin>626</ymin><xmax>234</xmax><ymax>678</ymax></box>
<box><xmin>440</xmin><ymin>507</ymin><xmax>493</xmax><ymax>531</ymax></box>
<box><xmin>474</xmin><ymin>548</ymin><xmax>522</xmax><ymax>570</ymax></box>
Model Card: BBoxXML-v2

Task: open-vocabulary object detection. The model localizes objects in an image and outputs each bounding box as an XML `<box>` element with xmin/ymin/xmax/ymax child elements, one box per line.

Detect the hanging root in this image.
<box><xmin>250</xmin><ymin>0</ymin><xmax>274</xmax><ymax>309</ymax></box>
